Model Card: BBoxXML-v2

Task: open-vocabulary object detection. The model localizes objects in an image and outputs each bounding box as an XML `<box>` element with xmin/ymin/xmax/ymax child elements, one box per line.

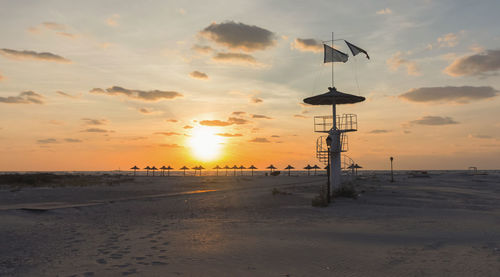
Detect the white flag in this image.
<box><xmin>324</xmin><ymin>44</ymin><xmax>348</xmax><ymax>63</ymax></box>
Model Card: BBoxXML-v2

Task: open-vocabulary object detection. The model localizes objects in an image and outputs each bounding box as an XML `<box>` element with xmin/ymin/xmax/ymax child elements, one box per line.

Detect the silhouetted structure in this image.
<box><xmin>160</xmin><ymin>166</ymin><xmax>167</xmax><ymax>176</ymax></box>
<box><xmin>144</xmin><ymin>166</ymin><xmax>151</xmax><ymax>176</ymax></box>
<box><xmin>213</xmin><ymin>165</ymin><xmax>221</xmax><ymax>176</ymax></box>
<box><xmin>285</xmin><ymin>165</ymin><xmax>294</xmax><ymax>176</ymax></box>
<box><xmin>266</xmin><ymin>164</ymin><xmax>276</xmax><ymax>174</ymax></box>
<box><xmin>199</xmin><ymin>165</ymin><xmax>205</xmax><ymax>176</ymax></box>
<box><xmin>231</xmin><ymin>165</ymin><xmax>238</xmax><ymax>176</ymax></box>
<box><xmin>151</xmin><ymin>166</ymin><xmax>158</xmax><ymax>176</ymax></box>
<box><xmin>304</xmin><ymin>164</ymin><xmax>312</xmax><ymax>176</ymax></box>
<box><xmin>390</xmin><ymin>157</ymin><xmax>394</xmax><ymax>182</ymax></box>
<box><xmin>249</xmin><ymin>165</ymin><xmax>257</xmax><ymax>176</ymax></box>
<box><xmin>166</xmin><ymin>165</ymin><xmax>173</xmax><ymax>176</ymax></box>
<box><xmin>223</xmin><ymin>165</ymin><xmax>230</xmax><ymax>176</ymax></box>
<box><xmin>239</xmin><ymin>165</ymin><xmax>246</xmax><ymax>176</ymax></box>
<box><xmin>354</xmin><ymin>164</ymin><xmax>362</xmax><ymax>175</ymax></box>
<box><xmin>180</xmin><ymin>166</ymin><xmax>189</xmax><ymax>176</ymax></box>
<box><xmin>130</xmin><ymin>165</ymin><xmax>139</xmax><ymax>176</ymax></box>
<box><xmin>312</xmin><ymin>164</ymin><xmax>320</xmax><ymax>175</ymax></box>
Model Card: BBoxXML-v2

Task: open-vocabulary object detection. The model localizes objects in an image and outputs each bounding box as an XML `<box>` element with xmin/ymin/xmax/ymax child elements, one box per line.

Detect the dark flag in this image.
<box><xmin>323</xmin><ymin>44</ymin><xmax>348</xmax><ymax>63</ymax></box>
<box><xmin>345</xmin><ymin>41</ymin><xmax>370</xmax><ymax>59</ymax></box>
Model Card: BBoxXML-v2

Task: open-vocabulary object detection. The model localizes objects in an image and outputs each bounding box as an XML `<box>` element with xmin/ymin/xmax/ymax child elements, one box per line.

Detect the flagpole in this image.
<box><xmin>331</xmin><ymin>32</ymin><xmax>334</xmax><ymax>87</ymax></box>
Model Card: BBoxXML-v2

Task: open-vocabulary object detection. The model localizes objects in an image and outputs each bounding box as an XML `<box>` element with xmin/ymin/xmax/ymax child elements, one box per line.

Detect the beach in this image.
<box><xmin>1</xmin><ymin>171</ymin><xmax>499</xmax><ymax>276</ymax></box>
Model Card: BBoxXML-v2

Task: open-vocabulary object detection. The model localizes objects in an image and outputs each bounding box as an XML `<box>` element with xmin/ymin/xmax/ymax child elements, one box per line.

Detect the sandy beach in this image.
<box><xmin>1</xmin><ymin>172</ymin><xmax>499</xmax><ymax>276</ymax></box>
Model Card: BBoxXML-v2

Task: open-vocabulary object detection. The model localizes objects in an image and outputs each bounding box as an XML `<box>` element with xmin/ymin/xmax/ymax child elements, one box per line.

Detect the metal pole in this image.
<box><xmin>390</xmin><ymin>157</ymin><xmax>394</xmax><ymax>182</ymax></box>
<box><xmin>331</xmin><ymin>32</ymin><xmax>334</xmax><ymax>87</ymax></box>
<box><xmin>327</xmin><ymin>150</ymin><xmax>331</xmax><ymax>203</ymax></box>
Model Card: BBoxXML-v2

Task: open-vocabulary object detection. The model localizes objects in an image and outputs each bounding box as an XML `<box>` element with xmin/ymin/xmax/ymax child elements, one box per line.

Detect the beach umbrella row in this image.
<box><xmin>130</xmin><ymin>164</ymin><xmax>326</xmax><ymax>176</ymax></box>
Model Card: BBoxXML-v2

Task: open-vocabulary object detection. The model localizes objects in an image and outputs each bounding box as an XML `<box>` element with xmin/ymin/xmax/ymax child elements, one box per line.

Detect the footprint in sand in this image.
<box><xmin>122</xmin><ymin>268</ymin><xmax>137</xmax><ymax>275</ymax></box>
<box><xmin>96</xmin><ymin>258</ymin><xmax>107</xmax><ymax>264</ymax></box>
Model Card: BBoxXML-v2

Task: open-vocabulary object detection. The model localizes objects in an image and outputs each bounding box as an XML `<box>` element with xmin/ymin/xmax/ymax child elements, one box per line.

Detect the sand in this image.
<box><xmin>1</xmin><ymin>172</ymin><xmax>499</xmax><ymax>276</ymax></box>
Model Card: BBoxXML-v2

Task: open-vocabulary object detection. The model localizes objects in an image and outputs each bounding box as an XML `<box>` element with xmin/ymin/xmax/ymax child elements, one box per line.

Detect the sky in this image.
<box><xmin>0</xmin><ymin>0</ymin><xmax>499</xmax><ymax>171</ymax></box>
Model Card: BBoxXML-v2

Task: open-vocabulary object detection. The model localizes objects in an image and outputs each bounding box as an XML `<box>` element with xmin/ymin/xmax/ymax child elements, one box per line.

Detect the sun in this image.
<box><xmin>188</xmin><ymin>126</ymin><xmax>225</xmax><ymax>161</ymax></box>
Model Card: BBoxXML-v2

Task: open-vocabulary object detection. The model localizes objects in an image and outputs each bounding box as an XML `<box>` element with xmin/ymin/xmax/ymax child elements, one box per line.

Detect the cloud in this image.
<box><xmin>56</xmin><ymin>32</ymin><xmax>78</xmax><ymax>39</ymax></box>
<box><xmin>444</xmin><ymin>50</ymin><xmax>500</xmax><ymax>77</ymax></box>
<box><xmin>216</xmin><ymin>133</ymin><xmax>243</xmax><ymax>137</ymax></box>
<box><xmin>56</xmin><ymin>91</ymin><xmax>79</xmax><ymax>98</ymax></box>
<box><xmin>64</xmin><ymin>138</ymin><xmax>82</xmax><ymax>143</ymax></box>
<box><xmin>199</xmin><ymin>119</ymin><xmax>232</xmax><ymax>126</ymax></box>
<box><xmin>155</xmin><ymin>132</ymin><xmax>181</xmax><ymax>136</ymax></box>
<box><xmin>183</xmin><ymin>125</ymin><xmax>193</xmax><ymax>129</ymax></box>
<box><xmin>213</xmin><ymin>52</ymin><xmax>257</xmax><ymax>64</ymax></box>
<box><xmin>159</xmin><ymin>143</ymin><xmax>182</xmax><ymax>148</ymax></box>
<box><xmin>0</xmin><ymin>91</ymin><xmax>44</xmax><ymax>104</ymax></box>
<box><xmin>293</xmin><ymin>114</ymin><xmax>308</xmax><ymax>118</ymax></box>
<box><xmin>192</xmin><ymin>44</ymin><xmax>213</xmax><ymax>54</ymax></box>
<box><xmin>376</xmin><ymin>8</ymin><xmax>392</xmax><ymax>15</ymax></box>
<box><xmin>81</xmin><ymin>128</ymin><xmax>110</xmax><ymax>133</ymax></box>
<box><xmin>82</xmin><ymin>118</ymin><xmax>108</xmax><ymax>125</ymax></box>
<box><xmin>409</xmin><ymin>116</ymin><xmax>459</xmax><ymax>126</ymax></box>
<box><xmin>42</xmin><ymin>22</ymin><xmax>66</xmax><ymax>31</ymax></box>
<box><xmin>368</xmin><ymin>129</ymin><xmax>390</xmax><ymax>134</ymax></box>
<box><xmin>139</xmin><ymin>108</ymin><xmax>153</xmax><ymax>114</ymax></box>
<box><xmin>0</xmin><ymin>72</ymin><xmax>4</xmax><ymax>81</ymax></box>
<box><xmin>292</xmin><ymin>38</ymin><xmax>322</xmax><ymax>52</ymax></box>
<box><xmin>90</xmin><ymin>86</ymin><xmax>182</xmax><ymax>101</ymax></box>
<box><xmin>437</xmin><ymin>33</ymin><xmax>458</xmax><ymax>48</ymax></box>
<box><xmin>0</xmin><ymin>48</ymin><xmax>71</xmax><ymax>63</ymax></box>
<box><xmin>271</xmin><ymin>135</ymin><xmax>280</xmax><ymax>138</ymax></box>
<box><xmin>249</xmin><ymin>137</ymin><xmax>270</xmax><ymax>143</ymax></box>
<box><xmin>399</xmin><ymin>86</ymin><xmax>497</xmax><ymax>104</ymax></box>
<box><xmin>200</xmin><ymin>21</ymin><xmax>276</xmax><ymax>52</ymax></box>
<box><xmin>106</xmin><ymin>14</ymin><xmax>120</xmax><ymax>26</ymax></box>
<box><xmin>228</xmin><ymin>117</ymin><xmax>249</xmax><ymax>124</ymax></box>
<box><xmin>189</xmin><ymin>70</ymin><xmax>208</xmax><ymax>79</ymax></box>
<box><xmin>37</xmin><ymin>138</ymin><xmax>58</xmax><ymax>144</ymax></box>
<box><xmin>251</xmin><ymin>96</ymin><xmax>263</xmax><ymax>103</ymax></box>
<box><xmin>251</xmin><ymin>114</ymin><xmax>272</xmax><ymax>119</ymax></box>
<box><xmin>386</xmin><ymin>52</ymin><xmax>420</xmax><ymax>76</ymax></box>
<box><xmin>166</xmin><ymin>119</ymin><xmax>178</xmax><ymax>123</ymax></box>
<box><xmin>468</xmin><ymin>134</ymin><xmax>493</xmax><ymax>139</ymax></box>
<box><xmin>231</xmin><ymin>111</ymin><xmax>245</xmax><ymax>116</ymax></box>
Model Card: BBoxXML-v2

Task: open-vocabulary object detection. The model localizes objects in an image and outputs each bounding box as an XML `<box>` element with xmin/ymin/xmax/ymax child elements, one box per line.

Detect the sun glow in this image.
<box><xmin>188</xmin><ymin>126</ymin><xmax>225</xmax><ymax>161</ymax></box>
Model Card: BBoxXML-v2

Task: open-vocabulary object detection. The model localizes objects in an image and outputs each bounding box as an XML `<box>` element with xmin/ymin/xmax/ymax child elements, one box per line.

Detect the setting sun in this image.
<box><xmin>188</xmin><ymin>126</ymin><xmax>225</xmax><ymax>161</ymax></box>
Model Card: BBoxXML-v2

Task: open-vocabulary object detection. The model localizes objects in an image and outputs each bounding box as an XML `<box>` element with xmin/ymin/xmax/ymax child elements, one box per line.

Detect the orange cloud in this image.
<box><xmin>386</xmin><ymin>52</ymin><xmax>420</xmax><ymax>76</ymax></box>
<box><xmin>213</xmin><ymin>52</ymin><xmax>257</xmax><ymax>64</ymax></box>
<box><xmin>292</xmin><ymin>38</ymin><xmax>322</xmax><ymax>53</ymax></box>
<box><xmin>90</xmin><ymin>86</ymin><xmax>183</xmax><ymax>101</ymax></box>
<box><xmin>216</xmin><ymin>133</ymin><xmax>243</xmax><ymax>137</ymax></box>
<box><xmin>189</xmin><ymin>70</ymin><xmax>208</xmax><ymax>79</ymax></box>
<box><xmin>444</xmin><ymin>50</ymin><xmax>500</xmax><ymax>77</ymax></box>
<box><xmin>0</xmin><ymin>48</ymin><xmax>71</xmax><ymax>63</ymax></box>
<box><xmin>0</xmin><ymin>91</ymin><xmax>44</xmax><ymax>104</ymax></box>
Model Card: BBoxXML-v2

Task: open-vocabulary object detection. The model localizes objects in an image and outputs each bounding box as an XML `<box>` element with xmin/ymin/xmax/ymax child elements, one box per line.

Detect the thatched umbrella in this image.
<box><xmin>304</xmin><ymin>164</ymin><xmax>312</xmax><ymax>176</ymax></box>
<box><xmin>166</xmin><ymin>165</ymin><xmax>173</xmax><ymax>176</ymax></box>
<box><xmin>239</xmin><ymin>165</ymin><xmax>246</xmax><ymax>176</ymax></box>
<box><xmin>354</xmin><ymin>164</ymin><xmax>362</xmax><ymax>175</ymax></box>
<box><xmin>347</xmin><ymin>163</ymin><xmax>356</xmax><ymax>175</ymax></box>
<box><xmin>312</xmin><ymin>164</ymin><xmax>320</xmax><ymax>176</ymax></box>
<box><xmin>130</xmin><ymin>165</ymin><xmax>139</xmax><ymax>176</ymax></box>
<box><xmin>160</xmin><ymin>166</ymin><xmax>167</xmax><ymax>176</ymax></box>
<box><xmin>144</xmin><ymin>166</ymin><xmax>151</xmax><ymax>176</ymax></box>
<box><xmin>213</xmin><ymin>165</ymin><xmax>222</xmax><ymax>176</ymax></box>
<box><xmin>151</xmin><ymin>166</ymin><xmax>158</xmax><ymax>176</ymax></box>
<box><xmin>231</xmin><ymin>165</ymin><xmax>238</xmax><ymax>176</ymax></box>
<box><xmin>192</xmin><ymin>166</ymin><xmax>199</xmax><ymax>176</ymax></box>
<box><xmin>266</xmin><ymin>164</ymin><xmax>277</xmax><ymax>174</ymax></box>
<box><xmin>223</xmin><ymin>165</ymin><xmax>230</xmax><ymax>176</ymax></box>
<box><xmin>180</xmin><ymin>166</ymin><xmax>189</xmax><ymax>176</ymax></box>
<box><xmin>285</xmin><ymin>165</ymin><xmax>294</xmax><ymax>176</ymax></box>
<box><xmin>249</xmin><ymin>165</ymin><xmax>257</xmax><ymax>176</ymax></box>
<box><xmin>199</xmin><ymin>165</ymin><xmax>205</xmax><ymax>176</ymax></box>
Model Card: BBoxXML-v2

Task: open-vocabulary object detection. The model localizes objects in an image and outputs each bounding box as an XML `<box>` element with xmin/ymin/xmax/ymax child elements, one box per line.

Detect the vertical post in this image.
<box><xmin>327</xmin><ymin>150</ymin><xmax>331</xmax><ymax>203</ymax></box>
<box><xmin>390</xmin><ymin>157</ymin><xmax>394</xmax><ymax>182</ymax></box>
<box><xmin>331</xmin><ymin>32</ymin><xmax>334</xmax><ymax>87</ymax></box>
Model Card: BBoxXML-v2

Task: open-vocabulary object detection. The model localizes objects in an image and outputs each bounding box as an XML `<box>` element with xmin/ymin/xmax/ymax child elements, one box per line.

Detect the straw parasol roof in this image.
<box><xmin>180</xmin><ymin>166</ymin><xmax>189</xmax><ymax>170</ymax></box>
<box><xmin>213</xmin><ymin>165</ymin><xmax>222</xmax><ymax>170</ymax></box>
<box><xmin>131</xmin><ymin>166</ymin><xmax>139</xmax><ymax>170</ymax></box>
<box><xmin>249</xmin><ymin>165</ymin><xmax>257</xmax><ymax>170</ymax></box>
<box><xmin>285</xmin><ymin>165</ymin><xmax>294</xmax><ymax>170</ymax></box>
<box><xmin>267</xmin><ymin>164</ymin><xmax>277</xmax><ymax>169</ymax></box>
<box><xmin>303</xmin><ymin>87</ymin><xmax>365</xmax><ymax>105</ymax></box>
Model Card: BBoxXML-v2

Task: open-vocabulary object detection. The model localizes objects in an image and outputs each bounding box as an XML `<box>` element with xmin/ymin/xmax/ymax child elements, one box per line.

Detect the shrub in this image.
<box><xmin>332</xmin><ymin>183</ymin><xmax>358</xmax><ymax>199</ymax></box>
<box><xmin>311</xmin><ymin>185</ymin><xmax>329</xmax><ymax>207</ymax></box>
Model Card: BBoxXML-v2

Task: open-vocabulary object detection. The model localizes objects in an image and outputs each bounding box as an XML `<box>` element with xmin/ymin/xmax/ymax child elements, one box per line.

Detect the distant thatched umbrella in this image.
<box><xmin>285</xmin><ymin>165</ymin><xmax>294</xmax><ymax>176</ymax></box>
<box><xmin>231</xmin><ymin>165</ymin><xmax>238</xmax><ymax>176</ymax></box>
<box><xmin>347</xmin><ymin>163</ymin><xmax>356</xmax><ymax>175</ymax></box>
<box><xmin>180</xmin><ymin>166</ymin><xmax>189</xmax><ymax>176</ymax></box>
<box><xmin>192</xmin><ymin>166</ymin><xmax>199</xmax><ymax>176</ymax></box>
<box><xmin>249</xmin><ymin>165</ymin><xmax>257</xmax><ymax>176</ymax></box>
<box><xmin>199</xmin><ymin>165</ymin><xmax>205</xmax><ymax>176</ymax></box>
<box><xmin>166</xmin><ymin>165</ymin><xmax>173</xmax><ymax>176</ymax></box>
<box><xmin>354</xmin><ymin>164</ymin><xmax>362</xmax><ymax>175</ymax></box>
<box><xmin>159</xmin><ymin>166</ymin><xmax>167</xmax><ymax>176</ymax></box>
<box><xmin>239</xmin><ymin>165</ymin><xmax>246</xmax><ymax>176</ymax></box>
<box><xmin>304</xmin><ymin>164</ymin><xmax>312</xmax><ymax>176</ymax></box>
<box><xmin>144</xmin><ymin>166</ymin><xmax>151</xmax><ymax>176</ymax></box>
<box><xmin>312</xmin><ymin>164</ymin><xmax>320</xmax><ymax>176</ymax></box>
<box><xmin>213</xmin><ymin>165</ymin><xmax>222</xmax><ymax>176</ymax></box>
<box><xmin>223</xmin><ymin>165</ymin><xmax>230</xmax><ymax>176</ymax></box>
<box><xmin>151</xmin><ymin>166</ymin><xmax>158</xmax><ymax>176</ymax></box>
<box><xmin>266</xmin><ymin>164</ymin><xmax>277</xmax><ymax>174</ymax></box>
<box><xmin>130</xmin><ymin>165</ymin><xmax>139</xmax><ymax>176</ymax></box>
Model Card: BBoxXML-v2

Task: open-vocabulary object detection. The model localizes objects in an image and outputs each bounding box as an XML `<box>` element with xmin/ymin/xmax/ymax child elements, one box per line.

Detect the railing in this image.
<box><xmin>315</xmin><ymin>134</ymin><xmax>348</xmax><ymax>163</ymax></box>
<box><xmin>314</xmin><ymin>114</ymin><xmax>358</xmax><ymax>133</ymax></box>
